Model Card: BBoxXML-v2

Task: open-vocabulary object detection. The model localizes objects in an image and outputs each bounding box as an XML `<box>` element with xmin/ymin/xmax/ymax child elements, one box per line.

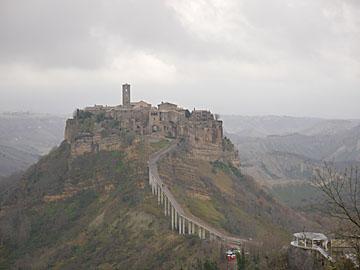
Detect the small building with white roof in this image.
<box><xmin>292</xmin><ymin>232</ymin><xmax>329</xmax><ymax>250</ymax></box>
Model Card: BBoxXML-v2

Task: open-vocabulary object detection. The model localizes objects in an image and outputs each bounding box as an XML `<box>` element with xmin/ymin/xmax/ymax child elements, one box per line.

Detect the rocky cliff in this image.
<box><xmin>64</xmin><ymin>113</ymin><xmax>138</xmax><ymax>157</ymax></box>
<box><xmin>64</xmin><ymin>108</ymin><xmax>240</xmax><ymax>169</ymax></box>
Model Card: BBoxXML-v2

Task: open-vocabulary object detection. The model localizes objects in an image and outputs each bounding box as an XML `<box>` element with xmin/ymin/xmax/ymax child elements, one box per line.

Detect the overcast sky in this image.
<box><xmin>0</xmin><ymin>0</ymin><xmax>359</xmax><ymax>118</ymax></box>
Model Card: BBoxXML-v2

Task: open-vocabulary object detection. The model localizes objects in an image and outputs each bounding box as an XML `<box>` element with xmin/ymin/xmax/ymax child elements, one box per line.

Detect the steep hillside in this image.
<box><xmin>158</xmin><ymin>143</ymin><xmax>319</xmax><ymax>242</ymax></box>
<box><xmin>0</xmin><ymin>112</ymin><xmax>66</xmax><ymax>177</ymax></box>
<box><xmin>240</xmin><ymin>151</ymin><xmax>320</xmax><ymax>186</ymax></box>
<box><xmin>0</xmin><ymin>139</ymin><xmax>224</xmax><ymax>269</ymax></box>
<box><xmin>224</xmin><ymin>116</ymin><xmax>360</xmax><ymax>214</ymax></box>
<box><xmin>0</xmin><ymin>145</ymin><xmax>39</xmax><ymax>177</ymax></box>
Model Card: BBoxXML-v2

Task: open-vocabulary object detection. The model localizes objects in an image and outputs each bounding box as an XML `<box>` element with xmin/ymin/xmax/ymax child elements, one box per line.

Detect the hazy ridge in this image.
<box><xmin>0</xmin><ymin>112</ymin><xmax>66</xmax><ymax>177</ymax></box>
<box><xmin>223</xmin><ymin>115</ymin><xmax>360</xmax><ymax>208</ymax></box>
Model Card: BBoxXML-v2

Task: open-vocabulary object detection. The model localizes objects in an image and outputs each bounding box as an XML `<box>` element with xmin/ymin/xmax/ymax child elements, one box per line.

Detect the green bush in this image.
<box><xmin>96</xmin><ymin>112</ymin><xmax>106</xmax><ymax>123</ymax></box>
<box><xmin>222</xmin><ymin>137</ymin><xmax>235</xmax><ymax>152</ymax></box>
<box><xmin>203</xmin><ymin>259</ymin><xmax>219</xmax><ymax>270</ymax></box>
<box><xmin>76</xmin><ymin>110</ymin><xmax>93</xmax><ymax>120</ymax></box>
<box><xmin>80</xmin><ymin>118</ymin><xmax>94</xmax><ymax>133</ymax></box>
<box><xmin>211</xmin><ymin>160</ymin><xmax>243</xmax><ymax>179</ymax></box>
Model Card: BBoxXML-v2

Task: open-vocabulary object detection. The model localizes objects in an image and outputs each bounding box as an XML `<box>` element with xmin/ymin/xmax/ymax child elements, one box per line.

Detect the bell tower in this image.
<box><xmin>122</xmin><ymin>83</ymin><xmax>131</xmax><ymax>107</ymax></box>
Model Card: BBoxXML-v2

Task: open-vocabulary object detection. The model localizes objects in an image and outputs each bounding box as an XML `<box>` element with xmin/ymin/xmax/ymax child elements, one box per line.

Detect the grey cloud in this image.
<box><xmin>0</xmin><ymin>0</ymin><xmax>359</xmax><ymax>118</ymax></box>
<box><xmin>0</xmin><ymin>0</ymin><xmax>106</xmax><ymax>68</ymax></box>
<box><xmin>0</xmin><ymin>0</ymin><xmax>224</xmax><ymax>69</ymax></box>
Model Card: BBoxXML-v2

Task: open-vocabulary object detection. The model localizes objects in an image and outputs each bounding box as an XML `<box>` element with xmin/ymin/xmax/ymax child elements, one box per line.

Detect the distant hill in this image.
<box><xmin>228</xmin><ymin>125</ymin><xmax>360</xmax><ymax>166</ymax></box>
<box><xmin>222</xmin><ymin>115</ymin><xmax>360</xmax><ymax>138</ymax></box>
<box><xmin>0</xmin><ymin>112</ymin><xmax>66</xmax><ymax>177</ymax></box>
<box><xmin>223</xmin><ymin>115</ymin><xmax>360</xmax><ymax>210</ymax></box>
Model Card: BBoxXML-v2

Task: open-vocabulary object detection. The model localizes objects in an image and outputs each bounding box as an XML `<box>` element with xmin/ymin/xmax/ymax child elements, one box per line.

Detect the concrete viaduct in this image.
<box><xmin>148</xmin><ymin>140</ymin><xmax>247</xmax><ymax>246</ymax></box>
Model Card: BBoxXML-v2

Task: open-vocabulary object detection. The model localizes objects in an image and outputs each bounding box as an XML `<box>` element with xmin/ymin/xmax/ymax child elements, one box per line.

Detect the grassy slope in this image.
<box><xmin>270</xmin><ymin>182</ymin><xmax>322</xmax><ymax>209</ymax></box>
<box><xmin>158</xmin><ymin>147</ymin><xmax>320</xmax><ymax>244</ymax></box>
<box><xmin>0</xmin><ymin>140</ymin><xmax>224</xmax><ymax>270</ymax></box>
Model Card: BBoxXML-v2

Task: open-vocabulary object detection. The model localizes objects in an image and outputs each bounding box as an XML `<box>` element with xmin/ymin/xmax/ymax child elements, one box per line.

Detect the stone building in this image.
<box><xmin>65</xmin><ymin>84</ymin><xmax>240</xmax><ymax>166</ymax></box>
<box><xmin>122</xmin><ymin>83</ymin><xmax>131</xmax><ymax>107</ymax></box>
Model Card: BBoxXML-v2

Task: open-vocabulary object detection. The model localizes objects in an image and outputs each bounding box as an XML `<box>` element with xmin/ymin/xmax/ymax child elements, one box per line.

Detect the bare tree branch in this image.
<box><xmin>314</xmin><ymin>163</ymin><xmax>360</xmax><ymax>264</ymax></box>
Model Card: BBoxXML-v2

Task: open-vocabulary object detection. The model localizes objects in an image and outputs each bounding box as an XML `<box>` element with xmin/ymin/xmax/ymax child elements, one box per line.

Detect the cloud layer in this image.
<box><xmin>0</xmin><ymin>0</ymin><xmax>359</xmax><ymax>118</ymax></box>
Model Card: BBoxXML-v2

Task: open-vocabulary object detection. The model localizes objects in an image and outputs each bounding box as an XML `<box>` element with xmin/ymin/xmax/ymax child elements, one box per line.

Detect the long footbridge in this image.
<box><xmin>148</xmin><ymin>140</ymin><xmax>247</xmax><ymax>246</ymax></box>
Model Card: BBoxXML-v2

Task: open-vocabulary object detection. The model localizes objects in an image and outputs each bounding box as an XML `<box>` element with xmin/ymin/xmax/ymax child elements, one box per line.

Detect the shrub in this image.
<box><xmin>95</xmin><ymin>112</ymin><xmax>106</xmax><ymax>123</ymax></box>
<box><xmin>76</xmin><ymin>110</ymin><xmax>93</xmax><ymax>120</ymax></box>
<box><xmin>222</xmin><ymin>137</ymin><xmax>235</xmax><ymax>152</ymax></box>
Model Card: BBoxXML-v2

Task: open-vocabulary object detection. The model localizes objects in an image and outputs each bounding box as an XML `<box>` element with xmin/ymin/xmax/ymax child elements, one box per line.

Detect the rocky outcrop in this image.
<box><xmin>64</xmin><ymin>117</ymin><xmax>137</xmax><ymax>157</ymax></box>
<box><xmin>183</xmin><ymin>112</ymin><xmax>240</xmax><ymax>167</ymax></box>
<box><xmin>65</xmin><ymin>101</ymin><xmax>240</xmax><ymax>166</ymax></box>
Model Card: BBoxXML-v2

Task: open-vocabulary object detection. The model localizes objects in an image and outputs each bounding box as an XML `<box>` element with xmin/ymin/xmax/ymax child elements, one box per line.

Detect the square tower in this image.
<box><xmin>122</xmin><ymin>84</ymin><xmax>131</xmax><ymax>107</ymax></box>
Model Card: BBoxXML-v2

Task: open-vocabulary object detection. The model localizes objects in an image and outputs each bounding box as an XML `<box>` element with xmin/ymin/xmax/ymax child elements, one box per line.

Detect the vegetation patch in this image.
<box><xmin>186</xmin><ymin>197</ymin><xmax>225</xmax><ymax>227</ymax></box>
<box><xmin>271</xmin><ymin>182</ymin><xmax>321</xmax><ymax>209</ymax></box>
<box><xmin>150</xmin><ymin>139</ymin><xmax>171</xmax><ymax>153</ymax></box>
<box><xmin>26</xmin><ymin>190</ymin><xmax>98</xmax><ymax>251</ymax></box>
<box><xmin>211</xmin><ymin>160</ymin><xmax>242</xmax><ymax>178</ymax></box>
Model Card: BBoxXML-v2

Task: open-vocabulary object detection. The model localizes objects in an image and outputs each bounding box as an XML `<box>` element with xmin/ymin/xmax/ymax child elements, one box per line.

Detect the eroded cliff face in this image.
<box><xmin>184</xmin><ymin>122</ymin><xmax>240</xmax><ymax>168</ymax></box>
<box><xmin>64</xmin><ymin>116</ymin><xmax>138</xmax><ymax>157</ymax></box>
<box><xmin>64</xmin><ymin>108</ymin><xmax>240</xmax><ymax>169</ymax></box>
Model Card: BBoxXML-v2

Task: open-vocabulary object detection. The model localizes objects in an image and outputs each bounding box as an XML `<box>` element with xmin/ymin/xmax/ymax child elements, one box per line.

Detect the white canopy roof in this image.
<box><xmin>293</xmin><ymin>232</ymin><xmax>328</xmax><ymax>241</ymax></box>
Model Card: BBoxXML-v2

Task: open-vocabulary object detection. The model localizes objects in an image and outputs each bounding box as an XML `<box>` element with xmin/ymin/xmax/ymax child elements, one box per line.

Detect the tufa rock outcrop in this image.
<box><xmin>64</xmin><ymin>84</ymin><xmax>240</xmax><ymax>167</ymax></box>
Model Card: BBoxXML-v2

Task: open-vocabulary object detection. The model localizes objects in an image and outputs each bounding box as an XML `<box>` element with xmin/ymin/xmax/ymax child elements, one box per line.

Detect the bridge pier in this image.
<box><xmin>175</xmin><ymin>211</ymin><xmax>178</xmax><ymax>229</ymax></box>
<box><xmin>157</xmin><ymin>186</ymin><xmax>160</xmax><ymax>205</ymax></box>
<box><xmin>167</xmin><ymin>199</ymin><xmax>170</xmax><ymax>216</ymax></box>
<box><xmin>181</xmin><ymin>216</ymin><xmax>185</xmax><ymax>234</ymax></box>
<box><xmin>181</xmin><ymin>217</ymin><xmax>184</xmax><ymax>235</ymax></box>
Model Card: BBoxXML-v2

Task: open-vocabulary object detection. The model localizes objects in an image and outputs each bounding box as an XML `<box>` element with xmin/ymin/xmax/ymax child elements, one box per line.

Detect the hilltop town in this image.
<box><xmin>64</xmin><ymin>84</ymin><xmax>239</xmax><ymax>167</ymax></box>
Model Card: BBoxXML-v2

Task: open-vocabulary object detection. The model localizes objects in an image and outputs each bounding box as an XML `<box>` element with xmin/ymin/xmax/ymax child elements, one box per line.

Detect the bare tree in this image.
<box><xmin>315</xmin><ymin>164</ymin><xmax>360</xmax><ymax>263</ymax></box>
